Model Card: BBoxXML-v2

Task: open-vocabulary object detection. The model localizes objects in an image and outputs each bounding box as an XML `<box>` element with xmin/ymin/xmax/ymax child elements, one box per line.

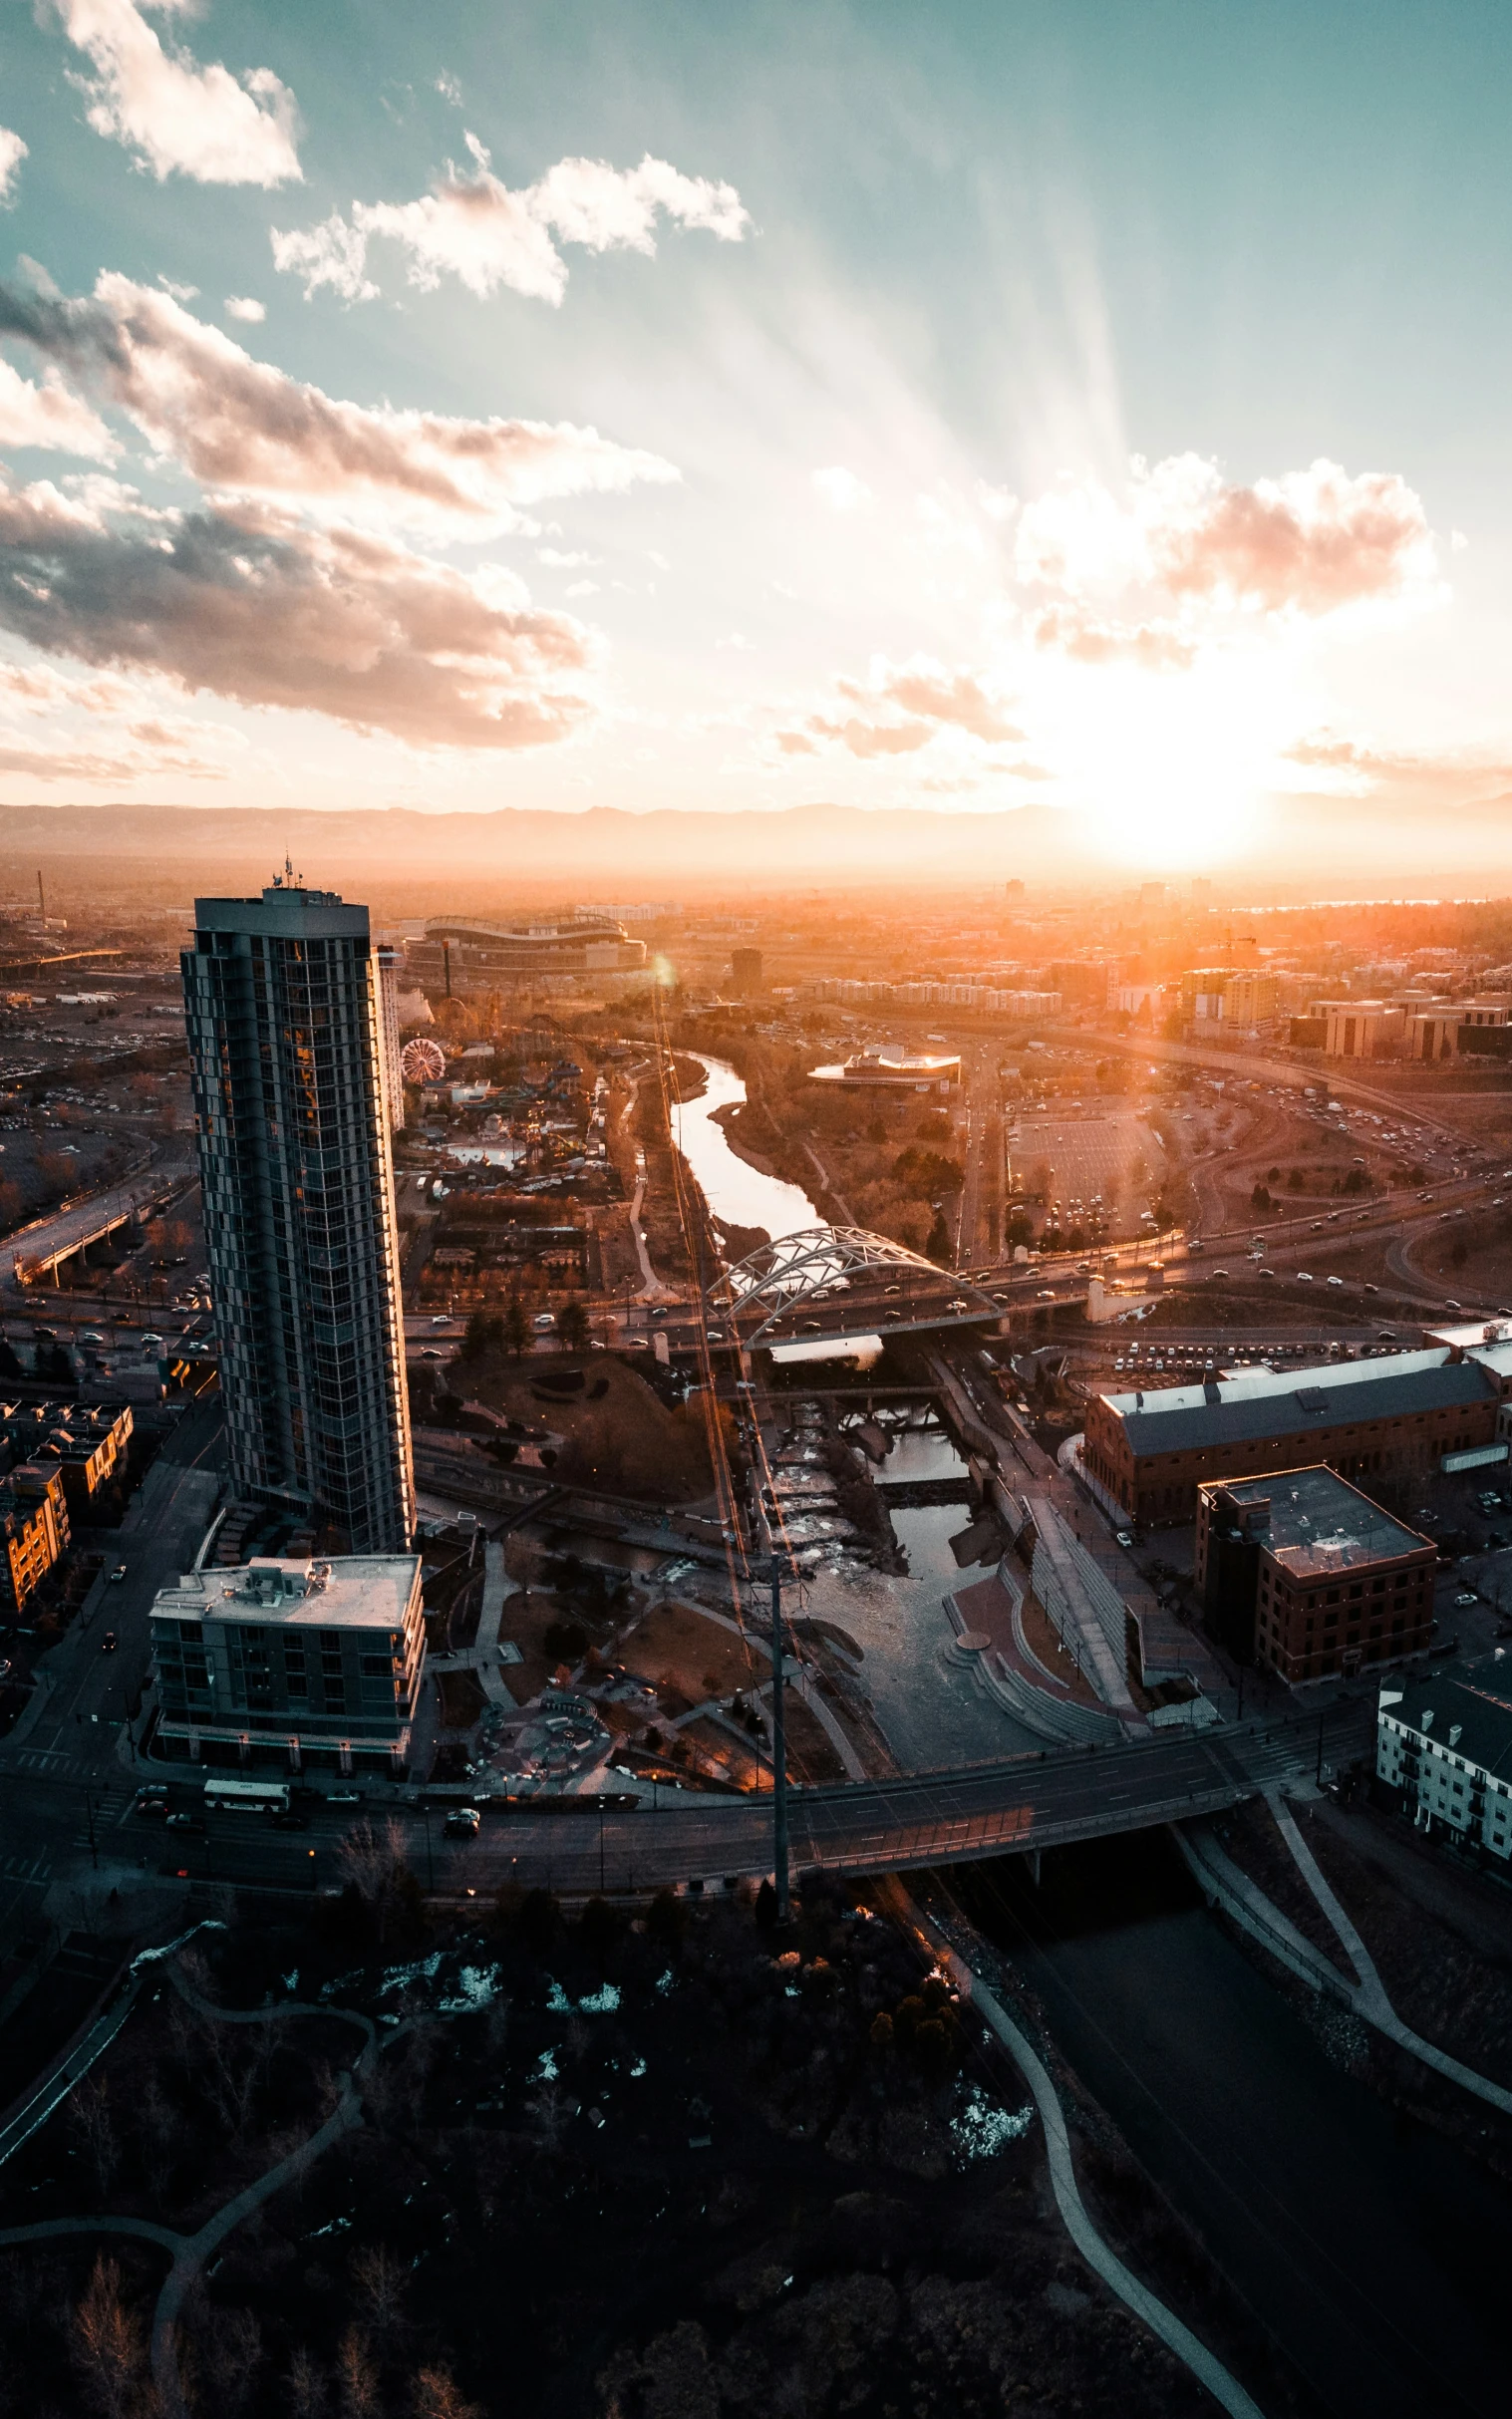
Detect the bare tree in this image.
<box><xmin>193</xmin><ymin>2303</ymin><xmax>263</xmax><ymax>2418</ymax></box>
<box><xmin>351</xmin><ymin>2244</ymin><xmax>408</xmax><ymax>2350</ymax></box>
<box><xmin>411</xmin><ymin>2366</ymin><xmax>481</xmax><ymax>2419</ymax></box>
<box><xmin>68</xmin><ymin>2075</ymin><xmax>121</xmax><ymax>2204</ymax></box>
<box><xmin>337</xmin><ymin>2324</ymin><xmax>382</xmax><ymax>2419</ymax></box>
<box><xmin>70</xmin><ymin>2256</ymin><xmax>144</xmax><ymax>2419</ymax></box>
<box><xmin>526</xmin><ymin>2079</ymin><xmax>570</xmax><ymax>2153</ymax></box>
<box><xmin>287</xmin><ymin>2346</ymin><xmax>328</xmax><ymax>2419</ymax></box>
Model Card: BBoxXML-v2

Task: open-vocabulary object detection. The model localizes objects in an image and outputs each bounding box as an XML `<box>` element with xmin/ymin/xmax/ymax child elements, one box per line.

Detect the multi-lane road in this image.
<box><xmin>0</xmin><ymin>1404</ymin><xmax>222</xmax><ymax>1940</ymax></box>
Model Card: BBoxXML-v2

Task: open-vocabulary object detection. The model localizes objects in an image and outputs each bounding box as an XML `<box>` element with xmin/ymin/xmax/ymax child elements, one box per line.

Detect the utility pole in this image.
<box><xmin>770</xmin><ymin>1555</ymin><xmax>789</xmax><ymax>1922</ymax></box>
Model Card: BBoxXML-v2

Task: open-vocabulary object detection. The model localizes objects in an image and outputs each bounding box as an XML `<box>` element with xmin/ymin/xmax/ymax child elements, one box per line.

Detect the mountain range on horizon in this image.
<box><xmin>2</xmin><ymin>793</ymin><xmax>1511</xmax><ymax>909</ymax></box>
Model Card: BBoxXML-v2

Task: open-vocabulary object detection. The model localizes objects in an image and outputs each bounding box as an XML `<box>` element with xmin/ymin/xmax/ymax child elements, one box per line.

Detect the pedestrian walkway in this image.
<box><xmin>1177</xmin><ymin>1803</ymin><xmax>1512</xmax><ymax>2120</ymax></box>
<box><xmin>902</xmin><ymin>1888</ymin><xmax>1266</xmax><ymax>2419</ymax></box>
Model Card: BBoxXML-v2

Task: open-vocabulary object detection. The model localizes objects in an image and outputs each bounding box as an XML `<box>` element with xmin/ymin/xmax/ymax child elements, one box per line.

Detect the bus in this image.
<box><xmin>202</xmin><ymin>1777</ymin><xmax>291</xmax><ymax>1816</ymax></box>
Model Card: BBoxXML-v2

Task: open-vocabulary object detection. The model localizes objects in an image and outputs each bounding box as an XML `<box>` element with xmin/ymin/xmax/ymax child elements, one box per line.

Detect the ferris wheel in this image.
<box><xmin>400</xmin><ymin>1038</ymin><xmax>447</xmax><ymax>1083</ymax></box>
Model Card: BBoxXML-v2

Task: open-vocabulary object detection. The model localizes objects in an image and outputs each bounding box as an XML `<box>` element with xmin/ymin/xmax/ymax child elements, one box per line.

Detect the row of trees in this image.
<box><xmin>458</xmin><ymin>1297</ymin><xmax>592</xmax><ymax>1360</ymax></box>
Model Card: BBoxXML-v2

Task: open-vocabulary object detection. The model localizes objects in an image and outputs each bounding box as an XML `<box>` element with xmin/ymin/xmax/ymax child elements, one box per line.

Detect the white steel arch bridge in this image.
<box><xmin>706</xmin><ymin>1225</ymin><xmax>1004</xmax><ymax>1346</ymax></box>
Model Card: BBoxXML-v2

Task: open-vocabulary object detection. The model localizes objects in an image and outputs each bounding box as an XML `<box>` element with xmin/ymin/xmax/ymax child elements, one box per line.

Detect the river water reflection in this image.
<box><xmin>674</xmin><ymin>1055</ymin><xmax>819</xmax><ymax>1244</ymax></box>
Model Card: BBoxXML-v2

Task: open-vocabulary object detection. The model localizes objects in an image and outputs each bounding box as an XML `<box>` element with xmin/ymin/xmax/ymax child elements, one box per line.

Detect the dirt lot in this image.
<box><xmin>464</xmin><ymin>1351</ymin><xmax>727</xmax><ymax>1503</ymax></box>
<box><xmin>618</xmin><ymin>1599</ymin><xmax>770</xmax><ymax>1712</ymax></box>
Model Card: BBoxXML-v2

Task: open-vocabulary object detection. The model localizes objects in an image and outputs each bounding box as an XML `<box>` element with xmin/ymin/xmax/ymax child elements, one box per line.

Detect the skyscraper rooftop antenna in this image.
<box><xmin>272</xmin><ymin>853</ymin><xmax>303</xmax><ymax>890</ymax></box>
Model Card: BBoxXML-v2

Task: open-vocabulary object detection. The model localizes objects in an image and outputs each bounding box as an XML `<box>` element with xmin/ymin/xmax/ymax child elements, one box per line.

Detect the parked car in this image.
<box><xmin>108</xmin><ymin>1564</ymin><xmax>127</xmax><ymax>1584</ymax></box>
<box><xmin>444</xmin><ymin>1806</ymin><xmax>481</xmax><ymax>1839</ymax></box>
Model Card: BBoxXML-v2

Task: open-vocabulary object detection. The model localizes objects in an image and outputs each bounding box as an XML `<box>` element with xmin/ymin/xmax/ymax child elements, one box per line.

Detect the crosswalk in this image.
<box><xmin>0</xmin><ymin>1745</ymin><xmax>72</xmax><ymax>1774</ymax></box>
<box><xmin>0</xmin><ymin>1851</ymin><xmax>51</xmax><ymax>1889</ymax></box>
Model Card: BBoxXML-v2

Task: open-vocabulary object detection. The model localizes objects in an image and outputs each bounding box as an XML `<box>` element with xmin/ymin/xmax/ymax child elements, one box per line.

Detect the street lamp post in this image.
<box><xmin>770</xmin><ymin>1556</ymin><xmax>789</xmax><ymax>1923</ymax></box>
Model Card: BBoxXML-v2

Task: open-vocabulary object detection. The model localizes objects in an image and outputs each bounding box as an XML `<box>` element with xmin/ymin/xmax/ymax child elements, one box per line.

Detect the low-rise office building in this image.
<box><xmin>0</xmin><ymin>1461</ymin><xmax>71</xmax><ymax>1613</ymax></box>
<box><xmin>1196</xmin><ymin>1466</ymin><xmax>1435</xmax><ymax>1680</ymax></box>
<box><xmin>1375</xmin><ymin>1666</ymin><xmax>1512</xmax><ymax>1860</ymax></box>
<box><xmin>1083</xmin><ymin>1349</ymin><xmax>1501</xmax><ymax>1528</ymax></box>
<box><xmin>151</xmin><ymin>1553</ymin><xmax>426</xmax><ymax>1774</ymax></box>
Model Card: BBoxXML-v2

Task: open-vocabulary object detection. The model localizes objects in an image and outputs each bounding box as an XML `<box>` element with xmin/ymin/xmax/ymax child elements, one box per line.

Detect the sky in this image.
<box><xmin>1</xmin><ymin>0</ymin><xmax>1510</xmax><ymax>874</ymax></box>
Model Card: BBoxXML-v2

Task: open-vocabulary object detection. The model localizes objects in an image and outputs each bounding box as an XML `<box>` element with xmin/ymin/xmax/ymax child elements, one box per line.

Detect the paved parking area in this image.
<box><xmin>1009</xmin><ymin>1111</ymin><xmax>1167</xmax><ymax>1227</ymax></box>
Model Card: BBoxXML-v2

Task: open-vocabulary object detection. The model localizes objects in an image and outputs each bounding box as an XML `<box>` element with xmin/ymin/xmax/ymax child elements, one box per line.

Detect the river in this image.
<box><xmin>962</xmin><ymin>1832</ymin><xmax>1512</xmax><ymax>2418</ymax></box>
<box><xmin>673</xmin><ymin>1054</ymin><xmax>819</xmax><ymax>1245</ymax></box>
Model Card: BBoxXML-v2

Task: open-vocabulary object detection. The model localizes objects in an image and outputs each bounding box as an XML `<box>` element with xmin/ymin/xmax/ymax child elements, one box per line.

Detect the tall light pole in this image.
<box><xmin>770</xmin><ymin>1555</ymin><xmax>789</xmax><ymax>1923</ymax></box>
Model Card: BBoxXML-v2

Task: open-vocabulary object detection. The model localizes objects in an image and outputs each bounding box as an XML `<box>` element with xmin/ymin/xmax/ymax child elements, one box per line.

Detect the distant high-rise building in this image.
<box><xmin>731</xmin><ymin>946</ymin><xmax>763</xmax><ymax>995</ymax></box>
<box><xmin>376</xmin><ymin>945</ymin><xmax>404</xmax><ymax>1131</ymax></box>
<box><xmin>182</xmin><ymin>877</ymin><xmax>415</xmax><ymax>1553</ymax></box>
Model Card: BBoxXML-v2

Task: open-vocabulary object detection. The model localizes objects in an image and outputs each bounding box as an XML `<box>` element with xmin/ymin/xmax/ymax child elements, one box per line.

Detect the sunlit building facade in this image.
<box><xmin>182</xmin><ymin>880</ymin><xmax>415</xmax><ymax>1554</ymax></box>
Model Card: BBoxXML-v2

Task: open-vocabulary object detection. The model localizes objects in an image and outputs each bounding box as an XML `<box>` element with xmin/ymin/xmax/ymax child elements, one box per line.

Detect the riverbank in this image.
<box><xmin>958</xmin><ymin>1828</ymin><xmax>1512</xmax><ymax>2419</ymax></box>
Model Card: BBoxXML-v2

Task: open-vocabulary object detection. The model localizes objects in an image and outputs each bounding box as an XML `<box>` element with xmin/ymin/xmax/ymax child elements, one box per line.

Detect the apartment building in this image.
<box><xmin>151</xmin><ymin>1552</ymin><xmax>426</xmax><ymax>1774</ymax></box>
<box><xmin>1375</xmin><ymin>1667</ymin><xmax>1512</xmax><ymax>1860</ymax></box>
<box><xmin>1196</xmin><ymin>1466</ymin><xmax>1435</xmax><ymax>1680</ymax></box>
<box><xmin>182</xmin><ymin>879</ymin><xmax>415</xmax><ymax>1554</ymax></box>
<box><xmin>0</xmin><ymin>1461</ymin><xmax>70</xmax><ymax>1613</ymax></box>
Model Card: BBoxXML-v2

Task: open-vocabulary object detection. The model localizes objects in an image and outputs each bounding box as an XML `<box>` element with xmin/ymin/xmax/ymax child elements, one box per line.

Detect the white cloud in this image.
<box><xmin>270</xmin><ymin>211</ymin><xmax>379</xmax><ymax>304</ymax></box>
<box><xmin>0</xmin><ymin>128</ymin><xmax>28</xmax><ymax>206</ymax></box>
<box><xmin>436</xmin><ymin>72</ymin><xmax>462</xmax><ymax>106</ymax></box>
<box><xmin>223</xmin><ymin>294</ymin><xmax>265</xmax><ymax>323</ymax></box>
<box><xmin>537</xmin><ymin>546</ymin><xmax>599</xmax><ymax>568</ymax></box>
<box><xmin>52</xmin><ymin>0</ymin><xmax>302</xmax><ymax>186</ymax></box>
<box><xmin>777</xmin><ymin>656</ymin><xmax>1022</xmax><ymax>757</ymax></box>
<box><xmin>0</xmin><ymin>271</ymin><xmax>680</xmax><ymax>536</ymax></box>
<box><xmin>0</xmin><ymin>356</ymin><xmax>114</xmax><ymax>457</ymax></box>
<box><xmin>812</xmin><ymin>464</ymin><xmax>872</xmax><ymax>512</ymax></box>
<box><xmin>974</xmin><ymin>479</ymin><xmax>1018</xmax><ymax>523</ymax></box>
<box><xmin>1015</xmin><ymin>453</ymin><xmax>1438</xmax><ymax>620</ymax></box>
<box><xmin>273</xmin><ymin>140</ymin><xmax>750</xmax><ymax>306</ymax></box>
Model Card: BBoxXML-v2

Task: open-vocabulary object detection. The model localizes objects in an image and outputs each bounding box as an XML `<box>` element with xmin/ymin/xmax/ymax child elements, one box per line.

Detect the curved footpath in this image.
<box><xmin>899</xmin><ymin>1886</ymin><xmax>1266</xmax><ymax>2419</ymax></box>
<box><xmin>0</xmin><ymin>1949</ymin><xmax>416</xmax><ymax>2419</ymax></box>
<box><xmin>1175</xmin><ymin>1796</ymin><xmax>1512</xmax><ymax>2119</ymax></box>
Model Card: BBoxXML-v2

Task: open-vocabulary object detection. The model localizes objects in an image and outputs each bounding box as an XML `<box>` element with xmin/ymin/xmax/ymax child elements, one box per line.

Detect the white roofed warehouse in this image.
<box><xmin>150</xmin><ymin>1554</ymin><xmax>426</xmax><ymax>1777</ymax></box>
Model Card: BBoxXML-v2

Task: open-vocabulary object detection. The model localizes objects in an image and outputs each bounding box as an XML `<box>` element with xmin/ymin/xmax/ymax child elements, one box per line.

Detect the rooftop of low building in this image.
<box><xmin>153</xmin><ymin>1554</ymin><xmax>421</xmax><ymax>1633</ymax></box>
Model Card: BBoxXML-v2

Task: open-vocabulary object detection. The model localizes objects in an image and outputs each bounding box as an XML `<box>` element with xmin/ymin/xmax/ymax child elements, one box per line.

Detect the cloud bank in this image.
<box><xmin>0</xmin><ymin>272</ymin><xmax>680</xmax><ymax>533</ymax></box>
<box><xmin>0</xmin><ymin>471</ymin><xmax>596</xmax><ymax>748</ymax></box>
<box><xmin>50</xmin><ymin>0</ymin><xmax>302</xmax><ymax>185</ymax></box>
<box><xmin>273</xmin><ymin>140</ymin><xmax>749</xmax><ymax>305</ymax></box>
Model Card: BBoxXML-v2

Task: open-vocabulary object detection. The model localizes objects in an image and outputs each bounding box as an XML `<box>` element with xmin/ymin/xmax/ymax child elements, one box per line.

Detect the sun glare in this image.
<box><xmin>1029</xmin><ymin>648</ymin><xmax>1293</xmax><ymax>870</ymax></box>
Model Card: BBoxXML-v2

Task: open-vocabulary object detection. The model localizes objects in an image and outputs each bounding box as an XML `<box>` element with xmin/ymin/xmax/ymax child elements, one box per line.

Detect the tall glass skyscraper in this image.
<box><xmin>182</xmin><ymin>876</ymin><xmax>415</xmax><ymax>1553</ymax></box>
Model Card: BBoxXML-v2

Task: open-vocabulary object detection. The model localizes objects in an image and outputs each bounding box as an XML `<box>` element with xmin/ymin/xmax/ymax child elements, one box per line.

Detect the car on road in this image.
<box><xmin>1327</xmin><ymin>1276</ymin><xmax>1344</xmax><ymax>1288</ymax></box>
<box><xmin>1296</xmin><ymin>1271</ymin><xmax>1314</xmax><ymax>1283</ymax></box>
<box><xmin>444</xmin><ymin>1806</ymin><xmax>481</xmax><ymax>1838</ymax></box>
<box><xmin>270</xmin><ymin>1809</ymin><xmax>309</xmax><ymax>1830</ymax></box>
<box><xmin>422</xmin><ymin>1348</ymin><xmax>444</xmax><ymax>1359</ymax></box>
<box><xmin>1454</xmin><ymin>1591</ymin><xmax>1480</xmax><ymax>1608</ymax></box>
<box><xmin>108</xmin><ymin>1564</ymin><xmax>127</xmax><ymax>1584</ymax></box>
<box><xmin>327</xmin><ymin>1788</ymin><xmax>365</xmax><ymax>1806</ymax></box>
<box><xmin>533</xmin><ymin>1312</ymin><xmax>556</xmax><ymax>1332</ymax></box>
<box><xmin>1115</xmin><ymin>1531</ymin><xmax>1134</xmax><ymax>1548</ymax></box>
<box><xmin>430</xmin><ymin>1315</ymin><xmax>451</xmax><ymax>1328</ymax></box>
<box><xmin>165</xmin><ymin>1810</ymin><xmax>203</xmax><ymax>1832</ymax></box>
<box><xmin>133</xmin><ymin>1791</ymin><xmax>168</xmax><ymax>1820</ymax></box>
<box><xmin>101</xmin><ymin>1630</ymin><xmax>118</xmax><ymax>1652</ymax></box>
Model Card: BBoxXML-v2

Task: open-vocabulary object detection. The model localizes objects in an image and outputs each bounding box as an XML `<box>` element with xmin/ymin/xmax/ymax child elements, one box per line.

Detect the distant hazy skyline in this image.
<box><xmin>1</xmin><ymin>1</ymin><xmax>1509</xmax><ymax>873</ymax></box>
